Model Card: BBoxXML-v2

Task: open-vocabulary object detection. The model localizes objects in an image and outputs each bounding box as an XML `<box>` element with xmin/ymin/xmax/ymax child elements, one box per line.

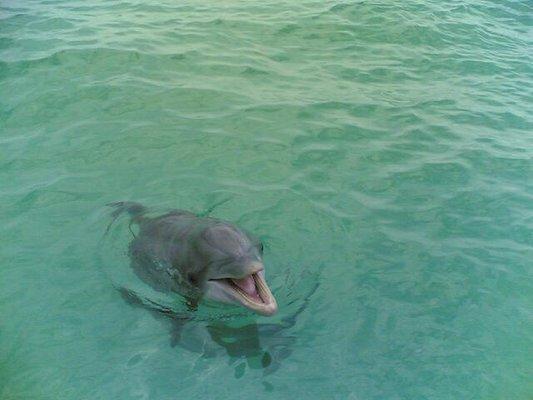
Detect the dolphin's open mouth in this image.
<box><xmin>208</xmin><ymin>272</ymin><xmax>278</xmax><ymax>316</ymax></box>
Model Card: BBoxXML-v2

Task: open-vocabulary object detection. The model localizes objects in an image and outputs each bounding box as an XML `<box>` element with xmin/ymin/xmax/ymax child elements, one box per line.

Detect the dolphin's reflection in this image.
<box><xmin>119</xmin><ymin>281</ymin><xmax>317</xmax><ymax>377</ymax></box>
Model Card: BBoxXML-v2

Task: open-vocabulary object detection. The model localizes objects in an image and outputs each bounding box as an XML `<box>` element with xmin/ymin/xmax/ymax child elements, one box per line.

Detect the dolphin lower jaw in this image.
<box><xmin>206</xmin><ymin>271</ymin><xmax>278</xmax><ymax>316</ymax></box>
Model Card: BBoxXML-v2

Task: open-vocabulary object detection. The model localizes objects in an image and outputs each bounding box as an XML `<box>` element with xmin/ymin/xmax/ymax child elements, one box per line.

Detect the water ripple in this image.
<box><xmin>1</xmin><ymin>0</ymin><xmax>532</xmax><ymax>398</ymax></box>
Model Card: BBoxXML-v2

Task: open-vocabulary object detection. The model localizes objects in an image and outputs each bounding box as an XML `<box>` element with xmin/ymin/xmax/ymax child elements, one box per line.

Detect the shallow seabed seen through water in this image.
<box><xmin>1</xmin><ymin>0</ymin><xmax>532</xmax><ymax>399</ymax></box>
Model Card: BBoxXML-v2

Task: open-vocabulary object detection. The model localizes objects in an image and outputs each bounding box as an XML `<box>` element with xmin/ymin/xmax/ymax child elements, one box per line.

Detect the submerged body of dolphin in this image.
<box><xmin>118</xmin><ymin>282</ymin><xmax>317</xmax><ymax>376</ymax></box>
<box><xmin>109</xmin><ymin>202</ymin><xmax>278</xmax><ymax>316</ymax></box>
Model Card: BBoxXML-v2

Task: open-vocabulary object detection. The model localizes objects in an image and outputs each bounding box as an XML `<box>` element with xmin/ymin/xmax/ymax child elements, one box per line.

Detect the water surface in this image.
<box><xmin>1</xmin><ymin>1</ymin><xmax>532</xmax><ymax>399</ymax></box>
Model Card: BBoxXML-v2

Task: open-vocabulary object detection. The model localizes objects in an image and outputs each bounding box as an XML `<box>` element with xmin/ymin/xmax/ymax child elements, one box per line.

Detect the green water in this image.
<box><xmin>1</xmin><ymin>0</ymin><xmax>532</xmax><ymax>399</ymax></box>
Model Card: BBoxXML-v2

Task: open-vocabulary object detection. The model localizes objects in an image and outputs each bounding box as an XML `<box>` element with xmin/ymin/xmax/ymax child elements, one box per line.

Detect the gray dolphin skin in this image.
<box><xmin>109</xmin><ymin>202</ymin><xmax>278</xmax><ymax>316</ymax></box>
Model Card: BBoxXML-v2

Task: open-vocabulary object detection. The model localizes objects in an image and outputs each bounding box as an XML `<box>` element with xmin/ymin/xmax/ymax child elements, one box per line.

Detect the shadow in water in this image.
<box><xmin>118</xmin><ymin>280</ymin><xmax>318</xmax><ymax>378</ymax></box>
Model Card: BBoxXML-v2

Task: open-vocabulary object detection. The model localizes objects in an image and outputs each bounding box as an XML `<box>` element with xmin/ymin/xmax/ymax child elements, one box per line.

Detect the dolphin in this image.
<box><xmin>108</xmin><ymin>202</ymin><xmax>278</xmax><ymax>316</ymax></box>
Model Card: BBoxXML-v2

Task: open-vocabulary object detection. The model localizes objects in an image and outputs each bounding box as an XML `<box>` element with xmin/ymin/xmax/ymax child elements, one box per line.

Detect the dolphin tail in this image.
<box><xmin>105</xmin><ymin>201</ymin><xmax>147</xmax><ymax>235</ymax></box>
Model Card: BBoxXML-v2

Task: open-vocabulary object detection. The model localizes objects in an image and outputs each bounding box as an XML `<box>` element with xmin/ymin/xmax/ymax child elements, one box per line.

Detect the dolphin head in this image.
<box><xmin>194</xmin><ymin>223</ymin><xmax>278</xmax><ymax>316</ymax></box>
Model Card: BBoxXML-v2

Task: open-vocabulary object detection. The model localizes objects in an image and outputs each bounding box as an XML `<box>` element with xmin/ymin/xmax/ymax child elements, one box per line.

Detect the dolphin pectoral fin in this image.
<box><xmin>116</xmin><ymin>285</ymin><xmax>192</xmax><ymax>322</ymax></box>
<box><xmin>116</xmin><ymin>286</ymin><xmax>174</xmax><ymax>316</ymax></box>
<box><xmin>117</xmin><ymin>286</ymin><xmax>146</xmax><ymax>307</ymax></box>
